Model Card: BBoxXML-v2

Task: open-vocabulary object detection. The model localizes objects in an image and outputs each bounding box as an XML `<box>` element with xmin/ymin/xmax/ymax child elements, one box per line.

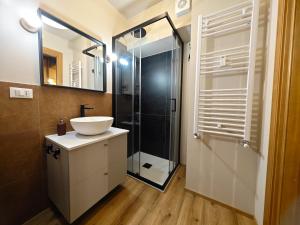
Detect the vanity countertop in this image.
<box><xmin>45</xmin><ymin>127</ymin><xmax>129</xmax><ymax>150</ymax></box>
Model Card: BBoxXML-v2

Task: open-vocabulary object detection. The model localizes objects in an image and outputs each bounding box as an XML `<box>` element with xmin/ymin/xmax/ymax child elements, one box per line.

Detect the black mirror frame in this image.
<box><xmin>38</xmin><ymin>8</ymin><xmax>107</xmax><ymax>93</ymax></box>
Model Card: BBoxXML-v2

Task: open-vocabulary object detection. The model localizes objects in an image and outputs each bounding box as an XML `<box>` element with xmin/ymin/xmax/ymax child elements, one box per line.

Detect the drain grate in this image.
<box><xmin>142</xmin><ymin>163</ymin><xmax>152</xmax><ymax>169</ymax></box>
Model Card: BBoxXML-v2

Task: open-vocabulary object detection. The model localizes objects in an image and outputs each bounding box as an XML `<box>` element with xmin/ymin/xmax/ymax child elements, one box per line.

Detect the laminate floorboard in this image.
<box><xmin>24</xmin><ymin>166</ymin><xmax>256</xmax><ymax>225</ymax></box>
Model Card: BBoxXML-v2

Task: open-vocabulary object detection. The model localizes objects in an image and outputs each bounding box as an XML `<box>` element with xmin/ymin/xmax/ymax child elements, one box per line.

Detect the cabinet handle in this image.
<box><xmin>104</xmin><ymin>144</ymin><xmax>108</xmax><ymax>147</ymax></box>
<box><xmin>104</xmin><ymin>172</ymin><xmax>108</xmax><ymax>175</ymax></box>
<box><xmin>53</xmin><ymin>148</ymin><xmax>60</xmax><ymax>159</ymax></box>
<box><xmin>46</xmin><ymin>144</ymin><xmax>53</xmax><ymax>154</ymax></box>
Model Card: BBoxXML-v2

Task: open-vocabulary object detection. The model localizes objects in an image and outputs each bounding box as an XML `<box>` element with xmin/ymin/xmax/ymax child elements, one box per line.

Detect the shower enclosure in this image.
<box><xmin>112</xmin><ymin>13</ymin><xmax>183</xmax><ymax>190</ymax></box>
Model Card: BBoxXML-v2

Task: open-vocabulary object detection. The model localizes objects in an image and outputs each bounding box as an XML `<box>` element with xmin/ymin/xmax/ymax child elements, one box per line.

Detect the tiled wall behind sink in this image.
<box><xmin>39</xmin><ymin>86</ymin><xmax>112</xmax><ymax>136</ymax></box>
<box><xmin>0</xmin><ymin>82</ymin><xmax>42</xmax><ymax>225</ymax></box>
<box><xmin>0</xmin><ymin>81</ymin><xmax>112</xmax><ymax>225</ymax></box>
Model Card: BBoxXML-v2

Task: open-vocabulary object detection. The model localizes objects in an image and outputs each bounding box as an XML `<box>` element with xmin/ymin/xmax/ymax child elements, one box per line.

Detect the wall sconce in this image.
<box><xmin>19</xmin><ymin>14</ymin><xmax>41</xmax><ymax>33</ymax></box>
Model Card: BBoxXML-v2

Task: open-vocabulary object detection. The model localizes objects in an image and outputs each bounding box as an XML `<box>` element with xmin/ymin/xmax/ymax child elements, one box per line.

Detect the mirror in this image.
<box><xmin>38</xmin><ymin>9</ymin><xmax>106</xmax><ymax>92</ymax></box>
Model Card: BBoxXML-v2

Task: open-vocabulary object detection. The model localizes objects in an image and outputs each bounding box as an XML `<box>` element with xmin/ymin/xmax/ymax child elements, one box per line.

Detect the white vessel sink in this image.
<box><xmin>70</xmin><ymin>116</ymin><xmax>114</xmax><ymax>135</ymax></box>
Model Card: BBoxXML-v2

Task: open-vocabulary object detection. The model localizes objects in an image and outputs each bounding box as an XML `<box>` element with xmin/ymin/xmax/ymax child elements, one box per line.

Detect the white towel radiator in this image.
<box><xmin>193</xmin><ymin>0</ymin><xmax>260</xmax><ymax>148</ymax></box>
<box><xmin>70</xmin><ymin>61</ymin><xmax>82</xmax><ymax>88</ymax></box>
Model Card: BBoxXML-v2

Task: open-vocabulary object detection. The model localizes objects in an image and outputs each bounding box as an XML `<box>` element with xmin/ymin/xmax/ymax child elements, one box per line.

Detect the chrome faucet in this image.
<box><xmin>80</xmin><ymin>104</ymin><xmax>94</xmax><ymax>117</ymax></box>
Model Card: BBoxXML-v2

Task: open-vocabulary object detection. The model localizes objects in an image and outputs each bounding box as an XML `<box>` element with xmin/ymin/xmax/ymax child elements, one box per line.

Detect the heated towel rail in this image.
<box><xmin>193</xmin><ymin>0</ymin><xmax>260</xmax><ymax>148</ymax></box>
<box><xmin>70</xmin><ymin>61</ymin><xmax>82</xmax><ymax>88</ymax></box>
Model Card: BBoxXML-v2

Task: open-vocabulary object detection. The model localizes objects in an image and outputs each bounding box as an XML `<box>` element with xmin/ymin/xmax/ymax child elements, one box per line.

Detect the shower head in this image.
<box><xmin>132</xmin><ymin>28</ymin><xmax>146</xmax><ymax>38</ymax></box>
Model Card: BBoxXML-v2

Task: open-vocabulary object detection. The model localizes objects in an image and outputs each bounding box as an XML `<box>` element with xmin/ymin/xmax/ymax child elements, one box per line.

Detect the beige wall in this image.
<box><xmin>0</xmin><ymin>0</ymin><xmax>128</xmax><ymax>93</ymax></box>
<box><xmin>185</xmin><ymin>0</ymin><xmax>275</xmax><ymax>217</ymax></box>
<box><xmin>0</xmin><ymin>0</ymin><xmax>40</xmax><ymax>85</ymax></box>
<box><xmin>180</xmin><ymin>42</ymin><xmax>191</xmax><ymax>165</ymax></box>
<box><xmin>127</xmin><ymin>0</ymin><xmax>191</xmax><ymax>29</ymax></box>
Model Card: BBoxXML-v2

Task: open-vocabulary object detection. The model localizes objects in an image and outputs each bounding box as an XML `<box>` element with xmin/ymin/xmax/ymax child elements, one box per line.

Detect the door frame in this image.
<box><xmin>263</xmin><ymin>0</ymin><xmax>297</xmax><ymax>224</ymax></box>
<box><xmin>43</xmin><ymin>47</ymin><xmax>63</xmax><ymax>85</ymax></box>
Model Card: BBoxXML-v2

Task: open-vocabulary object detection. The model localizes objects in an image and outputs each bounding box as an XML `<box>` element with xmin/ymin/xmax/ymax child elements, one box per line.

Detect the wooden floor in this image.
<box><xmin>25</xmin><ymin>166</ymin><xmax>256</xmax><ymax>225</ymax></box>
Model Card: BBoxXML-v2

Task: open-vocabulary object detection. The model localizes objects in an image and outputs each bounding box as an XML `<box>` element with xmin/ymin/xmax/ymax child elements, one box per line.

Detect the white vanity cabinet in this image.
<box><xmin>45</xmin><ymin>127</ymin><xmax>128</xmax><ymax>223</ymax></box>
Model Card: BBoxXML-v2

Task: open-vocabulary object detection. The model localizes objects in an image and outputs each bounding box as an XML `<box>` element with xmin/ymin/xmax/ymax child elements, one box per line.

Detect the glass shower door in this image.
<box><xmin>169</xmin><ymin>33</ymin><xmax>182</xmax><ymax>173</ymax></box>
<box><xmin>114</xmin><ymin>32</ymin><xmax>141</xmax><ymax>176</ymax></box>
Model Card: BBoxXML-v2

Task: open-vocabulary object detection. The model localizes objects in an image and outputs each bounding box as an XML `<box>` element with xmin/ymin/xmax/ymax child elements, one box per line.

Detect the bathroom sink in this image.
<box><xmin>70</xmin><ymin>116</ymin><xmax>114</xmax><ymax>135</ymax></box>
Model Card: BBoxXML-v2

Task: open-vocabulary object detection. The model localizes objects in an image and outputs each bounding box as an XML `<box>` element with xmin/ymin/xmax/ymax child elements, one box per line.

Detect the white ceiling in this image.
<box><xmin>108</xmin><ymin>0</ymin><xmax>163</xmax><ymax>18</ymax></box>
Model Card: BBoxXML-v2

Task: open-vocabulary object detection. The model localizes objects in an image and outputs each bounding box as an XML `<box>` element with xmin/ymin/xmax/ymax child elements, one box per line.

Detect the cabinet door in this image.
<box><xmin>108</xmin><ymin>134</ymin><xmax>127</xmax><ymax>191</ymax></box>
<box><xmin>69</xmin><ymin>141</ymin><xmax>108</xmax><ymax>223</ymax></box>
<box><xmin>47</xmin><ymin>143</ymin><xmax>70</xmax><ymax>221</ymax></box>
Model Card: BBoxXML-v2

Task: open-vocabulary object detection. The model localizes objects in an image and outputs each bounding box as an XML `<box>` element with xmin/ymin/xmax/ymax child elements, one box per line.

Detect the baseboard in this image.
<box><xmin>184</xmin><ymin>187</ymin><xmax>254</xmax><ymax>219</ymax></box>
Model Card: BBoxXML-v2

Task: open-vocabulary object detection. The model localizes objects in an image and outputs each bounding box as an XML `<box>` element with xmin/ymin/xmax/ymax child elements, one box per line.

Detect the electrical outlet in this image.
<box><xmin>9</xmin><ymin>87</ymin><xmax>33</xmax><ymax>99</ymax></box>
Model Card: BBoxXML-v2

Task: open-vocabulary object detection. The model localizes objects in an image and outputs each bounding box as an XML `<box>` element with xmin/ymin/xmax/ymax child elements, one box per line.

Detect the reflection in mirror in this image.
<box><xmin>39</xmin><ymin>10</ymin><xmax>106</xmax><ymax>92</ymax></box>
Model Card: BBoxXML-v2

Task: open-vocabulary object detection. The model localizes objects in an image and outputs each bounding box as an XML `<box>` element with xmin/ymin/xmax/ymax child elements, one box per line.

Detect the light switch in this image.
<box><xmin>10</xmin><ymin>87</ymin><xmax>33</xmax><ymax>99</ymax></box>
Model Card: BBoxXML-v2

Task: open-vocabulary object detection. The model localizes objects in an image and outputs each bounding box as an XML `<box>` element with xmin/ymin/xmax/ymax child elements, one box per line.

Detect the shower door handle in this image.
<box><xmin>171</xmin><ymin>98</ymin><xmax>176</xmax><ymax>112</ymax></box>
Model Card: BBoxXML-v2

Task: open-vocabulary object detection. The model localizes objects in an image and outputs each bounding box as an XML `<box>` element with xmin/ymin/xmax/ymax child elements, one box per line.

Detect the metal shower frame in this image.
<box><xmin>112</xmin><ymin>12</ymin><xmax>184</xmax><ymax>190</ymax></box>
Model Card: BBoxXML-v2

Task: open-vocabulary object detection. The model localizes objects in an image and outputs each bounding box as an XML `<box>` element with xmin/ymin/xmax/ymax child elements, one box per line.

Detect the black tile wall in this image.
<box><xmin>114</xmin><ymin>45</ymin><xmax>173</xmax><ymax>161</ymax></box>
<box><xmin>140</xmin><ymin>51</ymin><xmax>172</xmax><ymax>160</ymax></box>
